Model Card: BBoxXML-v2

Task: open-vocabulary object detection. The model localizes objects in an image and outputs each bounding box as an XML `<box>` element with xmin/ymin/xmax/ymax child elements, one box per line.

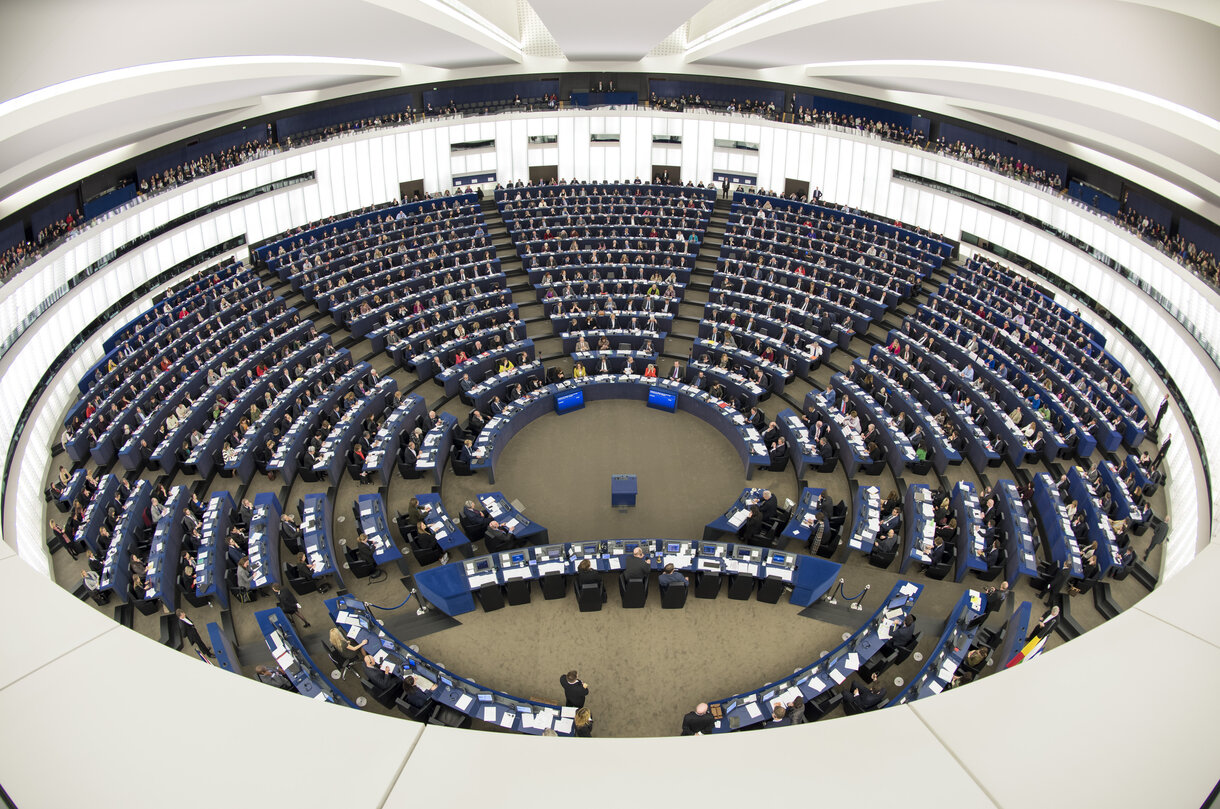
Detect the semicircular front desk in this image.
<box><xmin>414</xmin><ymin>538</ymin><xmax>841</xmax><ymax>616</ymax></box>
<box><xmin>471</xmin><ymin>376</ymin><xmax>771</xmax><ymax>483</ymax></box>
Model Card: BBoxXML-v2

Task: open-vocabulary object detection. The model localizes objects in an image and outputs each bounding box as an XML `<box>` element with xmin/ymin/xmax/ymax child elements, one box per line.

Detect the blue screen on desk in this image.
<box><xmin>555</xmin><ymin>390</ymin><xmax>585</xmax><ymax>414</ymax></box>
<box><xmin>771</xmin><ymin>553</ymin><xmax>785</xmax><ymax>564</ymax></box>
<box><xmin>702</xmin><ymin>544</ymin><xmax>717</xmax><ymax>555</ymax></box>
<box><xmin>476</xmin><ymin>560</ymin><xmax>490</xmax><ymax>571</ymax></box>
<box><xmin>667</xmin><ymin>542</ymin><xmax>681</xmax><ymax>553</ymax></box>
<box><xmin>510</xmin><ymin>552</ymin><xmax>525</xmax><ymax>564</ymax></box>
<box><xmin>647</xmin><ymin>387</ymin><xmax>677</xmax><ymax>412</ymax></box>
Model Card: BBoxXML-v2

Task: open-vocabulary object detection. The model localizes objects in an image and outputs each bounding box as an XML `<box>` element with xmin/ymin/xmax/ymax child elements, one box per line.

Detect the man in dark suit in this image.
<box><xmin>769</xmin><ymin>436</ymin><xmax>790</xmax><ymax>468</ymax></box>
<box><xmin>927</xmin><ymin>536</ymin><xmax>949</xmax><ymax>568</ymax></box>
<box><xmin>875</xmin><ymin>529</ymin><xmax>899</xmax><ymax>555</ymax></box>
<box><xmin>483</xmin><ymin>521</ymin><xmax>515</xmax><ymax>552</ymax></box>
<box><xmin>175</xmin><ymin>609</ymin><xmax>213</xmax><ymax>657</ymax></box>
<box><xmin>848</xmin><ymin>675</ymin><xmax>887</xmax><ymax>711</ymax></box>
<box><xmin>757</xmin><ymin>490</ymin><xmax>778</xmax><ymax>523</ymax></box>
<box><xmin>882</xmin><ymin>614</ymin><xmax>916</xmax><ymax>655</ymax></box>
<box><xmin>983</xmin><ymin>537</ymin><xmax>1002</xmax><ymax>567</ymax></box>
<box><xmin>622</xmin><ymin>545</ymin><xmax>651</xmax><ymax>582</ymax></box>
<box><xmin>681</xmin><ymin>703</ymin><xmax>716</xmax><ymax>735</ymax></box>
<box><xmin>401</xmin><ymin>675</ymin><xmax>436</xmax><ymax>709</ymax></box>
<box><xmin>272</xmin><ymin>582</ymin><xmax>310</xmax><ymax>628</ymax></box>
<box><xmin>1029</xmin><ymin>605</ymin><xmax>1060</xmax><ymax>641</ymax></box>
<box><xmin>362</xmin><ymin>654</ymin><xmax>397</xmax><ymax>693</ymax></box>
<box><xmin>879</xmin><ymin>506</ymin><xmax>902</xmax><ymax>534</ymax></box>
<box><xmin>1039</xmin><ymin>559</ymin><xmax>1073</xmax><ymax>605</ymax></box>
<box><xmin>280</xmin><ymin>512</ymin><xmax>302</xmax><ymax>555</ymax></box>
<box><xmin>560</xmin><ymin>670</ymin><xmax>588</xmax><ymax>708</ymax></box>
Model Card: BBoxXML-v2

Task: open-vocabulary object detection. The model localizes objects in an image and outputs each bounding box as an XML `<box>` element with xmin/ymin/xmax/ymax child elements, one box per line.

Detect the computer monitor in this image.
<box><xmin>475</xmin><ymin>559</ymin><xmax>491</xmax><ymax>571</ymax></box>
<box><xmin>770</xmin><ymin>552</ymin><xmax>786</xmax><ymax>565</ymax></box>
<box><xmin>647</xmin><ymin>386</ymin><xmax>677</xmax><ymax>412</ymax></box>
<box><xmin>538</xmin><ymin>544</ymin><xmax>563</xmax><ymax>561</ymax></box>
<box><xmin>624</xmin><ymin>541</ymin><xmax>639</xmax><ymax>553</ymax></box>
<box><xmin>440</xmin><ymin>676</ymin><xmax>454</xmax><ymax>688</ymax></box>
<box><xmin>477</xmin><ymin>693</ymin><xmax>493</xmax><ymax>702</ymax></box>
<box><xmin>582</xmin><ymin>543</ymin><xmax>599</xmax><ymax>555</ymax></box>
<box><xmin>555</xmin><ymin>389</ymin><xmax>585</xmax><ymax>415</ymax></box>
<box><xmin>510</xmin><ymin>552</ymin><xmax>526</xmax><ymax>564</ymax></box>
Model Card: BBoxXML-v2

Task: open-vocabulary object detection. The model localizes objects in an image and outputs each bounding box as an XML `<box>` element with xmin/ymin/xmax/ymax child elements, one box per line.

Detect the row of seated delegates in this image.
<box><xmin>846</xmin><ymin>362</ymin><xmax>939</xmax><ymax>464</ymax></box>
<box><xmin>807</xmin><ymin>384</ymin><xmax>887</xmax><ymax>466</ymax></box>
<box><xmin>64</xmin><ymin>266</ymin><xmax>262</xmax><ymax>449</ymax></box>
<box><xmin>948</xmin><ymin>262</ymin><xmax>1147</xmax><ymax>436</ymax></box>
<box><xmin>909</xmin><ymin>302</ymin><xmax>1091</xmax><ymax>457</ymax></box>
<box><xmin>137</xmin><ymin>137</ymin><xmax>270</xmax><ymax>196</ymax></box>
<box><xmin>725</xmin><ymin>193</ymin><xmax>944</xmax><ymax>288</ymax></box>
<box><xmin>67</xmin><ymin>280</ymin><xmax>282</xmax><ymax>466</ymax></box>
<box><xmin>165</xmin><ymin>316</ymin><xmax>320</xmax><ymax>470</ymax></box>
<box><xmin>932</xmin><ymin>139</ymin><xmax>1063</xmax><ymax>189</ymax></box>
<box><xmin>958</xmin><ymin>257</ymin><xmax>1141</xmax><ymax>405</ymax></box>
<box><xmin>890</xmin><ymin>323</ymin><xmax>1050</xmax><ymax>460</ymax></box>
<box><xmin>280</xmin><ymin>110</ymin><xmax>418</xmax><ymax>150</ymax></box>
<box><xmin>792</xmin><ymin>105</ymin><xmax>928</xmax><ymax>149</ymax></box>
<box><xmin>278</xmin><ymin>365</ymin><xmax>386</xmax><ymax>476</ymax></box>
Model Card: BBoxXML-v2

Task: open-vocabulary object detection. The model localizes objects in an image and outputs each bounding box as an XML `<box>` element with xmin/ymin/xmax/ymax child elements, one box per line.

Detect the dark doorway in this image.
<box><xmin>652</xmin><ymin>164</ymin><xmax>681</xmax><ymax>184</ymax></box>
<box><xmin>784</xmin><ymin>178</ymin><xmax>810</xmax><ymax>200</ymax></box>
<box><xmin>529</xmin><ymin>165</ymin><xmax>559</xmax><ymax>183</ymax></box>
<box><xmin>398</xmin><ymin>179</ymin><xmax>424</xmax><ymax>201</ymax></box>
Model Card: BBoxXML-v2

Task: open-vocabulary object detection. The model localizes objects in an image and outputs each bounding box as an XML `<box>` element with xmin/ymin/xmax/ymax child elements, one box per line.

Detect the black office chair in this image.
<box><xmin>576</xmin><ymin>581</ymin><xmax>605</xmax><ymax>612</ymax></box>
<box><xmin>459</xmin><ymin>513</ymin><xmax>487</xmax><ymax>542</ymax></box>
<box><xmin>830</xmin><ymin>500</ymin><xmax>848</xmax><ymax>525</ymax></box>
<box><xmin>909</xmin><ymin>457</ymin><xmax>932</xmax><ymax>475</ymax></box>
<box><xmin>860</xmin><ymin>458</ymin><xmax>886</xmax><ymax>475</ymax></box>
<box><xmin>344</xmin><ymin>546</ymin><xmax>387</xmax><ymax>583</ymax></box>
<box><xmin>816</xmin><ymin>524</ymin><xmax>841</xmax><ymax>558</ymax></box>
<box><xmin>857</xmin><ymin>646</ymin><xmax>897</xmax><ymax>681</ymax></box>
<box><xmin>973</xmin><ymin>562</ymin><xmax>1003</xmax><ymax>582</ymax></box>
<box><xmin>814</xmin><ymin>455</ymin><xmax>838</xmax><ymax>473</ymax></box>
<box><xmin>407</xmin><ymin>534</ymin><xmax>444</xmax><ymax>567</ymax></box>
<box><xmin>618</xmin><ymin>573</ymin><xmax>649</xmax><ymax>608</ymax></box>
<box><xmin>323</xmin><ymin>642</ymin><xmax>360</xmax><ymax>681</ymax></box>
<box><xmin>398</xmin><ymin>456</ymin><xmax>423</xmax><ymax>479</ymax></box>
<box><xmin>298</xmin><ymin>454</ymin><xmax>320</xmax><ymax>483</ymax></box>
<box><xmin>395</xmin><ymin>694</ymin><xmax>435</xmax><ymax>722</ymax></box>
<box><xmin>450</xmin><ymin>454</ymin><xmax>474</xmax><ymax>477</ymax></box>
<box><xmin>660</xmin><ymin>582</ymin><xmax>688</xmax><ymax>609</ymax></box>
<box><xmin>359</xmin><ymin>675</ymin><xmax>402</xmax><ymax>710</ymax></box>
<box><xmin>285</xmin><ymin>565</ymin><xmax>325</xmax><ymax>596</ymax></box>
<box><xmin>924</xmin><ymin>559</ymin><xmax>952</xmax><ymax>580</ymax></box>
<box><xmin>892</xmin><ymin>631</ymin><xmax>921</xmax><ymax>665</ymax></box>
<box><xmin>805</xmin><ymin>689</ymin><xmax>842</xmax><ymax>721</ymax></box>
<box><xmin>226</xmin><ymin>566</ymin><xmax>256</xmax><ymax>603</ymax></box>
<box><xmin>868</xmin><ymin>544</ymin><xmax>897</xmax><ymax>569</ymax></box>
<box><xmin>427</xmin><ymin>704</ymin><xmax>472</xmax><ymax>728</ymax></box>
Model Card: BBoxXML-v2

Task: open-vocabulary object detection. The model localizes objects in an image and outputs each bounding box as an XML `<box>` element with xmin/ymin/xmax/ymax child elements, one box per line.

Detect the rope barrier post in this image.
<box><xmin>823</xmin><ymin>577</ymin><xmax>845</xmax><ymax>605</ymax></box>
<box><xmin>851</xmin><ymin>583</ymin><xmax>871</xmax><ymax>612</ymax></box>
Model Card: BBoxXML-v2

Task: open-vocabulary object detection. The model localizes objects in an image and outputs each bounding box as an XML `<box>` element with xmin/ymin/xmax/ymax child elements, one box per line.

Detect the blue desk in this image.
<box><xmin>142</xmin><ymin>486</ymin><xmax>188</xmax><ymax>613</ymax></box>
<box><xmin>74</xmin><ymin>474</ymin><xmax>120</xmax><ymax>555</ymax></box>
<box><xmin>952</xmin><ymin>481</ymin><xmax>988</xmax><ymax>582</ymax></box>
<box><xmin>808</xmin><ymin>394</ymin><xmax>871</xmax><ymax>477</ymax></box>
<box><xmin>363</xmin><ymin>393</ymin><xmax>426</xmax><ymax>487</ymax></box>
<box><xmin>704</xmin><ymin>487</ymin><xmax>765</xmax><ymax>541</ymax></box>
<box><xmin>255</xmin><ymin>608</ymin><xmax>355</xmax><ymax>705</ymax></box>
<box><xmin>466</xmin><ymin>362</ymin><xmax>546</xmax><ymax>412</ymax></box>
<box><xmin>58</xmin><ymin>469</ymin><xmax>88</xmax><ymax>512</ymax></box>
<box><xmin>860</xmin><ymin>352</ymin><xmax>961</xmax><ymax>475</ymax></box>
<box><xmin>901</xmin><ymin>484</ymin><xmax>937</xmax><ymax>574</ymax></box>
<box><xmin>995</xmin><ymin>601</ymin><xmax>1033</xmax><ymax>668</ymax></box>
<box><xmin>889</xmin><ymin>589</ymin><xmax>986</xmax><ymax>704</ymax></box>
<box><xmin>996</xmin><ymin>479</ymin><xmax>1039</xmax><ymax>584</ymax></box>
<box><xmin>776</xmin><ymin>409</ymin><xmax>822</xmax><ymax>480</ymax></box>
<box><xmin>1066</xmin><ymin>466</ymin><xmax>1123</xmax><ymax>577</ymax></box>
<box><xmin>833</xmin><ymin>372</ymin><xmax>917</xmax><ymax>478</ymax></box>
<box><xmin>1125</xmin><ymin>454</ymin><xmax>1153</xmax><ymax>493</ymax></box>
<box><xmin>415</xmin><ymin>540</ymin><xmax>840</xmax><ymax>617</ymax></box>
<box><xmin>416</xmin><ymin>411</ymin><xmax>457</xmax><ymax>487</ymax></box>
<box><xmin>441</xmin><ymin>339</ymin><xmax>535</xmax><ymax>396</ymax></box>
<box><xmin>98</xmin><ymin>480</ymin><xmax>152</xmax><ymax>603</ymax></box>
<box><xmin>300</xmin><ymin>492</ymin><xmax>343</xmax><ymax>588</ymax></box>
<box><xmin>611</xmin><ymin>474</ymin><xmax>637</xmax><ymax>507</ymax></box>
<box><xmin>413</xmin><ymin>494</ymin><xmax>474</xmax><ymax>553</ymax></box>
<box><xmin>781</xmin><ymin>487</ymin><xmax>826</xmax><ymax>544</ymax></box>
<box><xmin>267</xmin><ymin>361</ymin><xmax>371</xmax><ymax>485</ymax></box>
<box><xmin>315</xmin><ymin>377</ymin><xmax>397</xmax><ymax>482</ymax></box>
<box><xmin>846</xmin><ymin>485</ymin><xmax>881</xmax><ymax>554</ymax></box>
<box><xmin>326</xmin><ymin>596</ymin><xmax>573</xmax><ymax>734</ymax></box>
<box><xmin>709</xmin><ymin>581</ymin><xmax>923</xmax><ymax>731</ymax></box>
<box><xmin>1095</xmin><ymin>459</ymin><xmax>1141</xmax><ymax>524</ymax></box>
<box><xmin>478</xmin><ymin>492</ymin><xmax>548</xmax><ymax>545</ymax></box>
<box><xmin>247</xmin><ymin>493</ymin><xmax>282</xmax><ymax>590</ymax></box>
<box><xmin>194</xmin><ymin>491</ymin><xmax>234</xmax><ymax>609</ymax></box>
<box><xmin>355</xmin><ymin>493</ymin><xmax>408</xmax><ymax>574</ymax></box>
<box><xmin>207</xmin><ymin>622</ymin><xmax>240</xmax><ymax>674</ymax></box>
<box><xmin>1031</xmin><ymin>472</ymin><xmax>1083</xmax><ymax>578</ymax></box>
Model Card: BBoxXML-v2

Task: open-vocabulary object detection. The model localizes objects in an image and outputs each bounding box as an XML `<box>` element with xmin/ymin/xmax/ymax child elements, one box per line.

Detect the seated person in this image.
<box><xmin>658</xmin><ymin>563</ymin><xmax>687</xmax><ymax>592</ymax></box>
<box><xmin>483</xmin><ymin>520</ymin><xmax>516</xmax><ymax>552</ymax></box>
<box><xmin>362</xmin><ymin>653</ymin><xmax>398</xmax><ymax>693</ymax></box>
<box><xmin>401</xmin><ymin>675</ymin><xmax>437</xmax><ymax>709</ymax></box>
<box><xmin>575</xmin><ymin>558</ymin><xmax>601</xmax><ymax>588</ymax></box>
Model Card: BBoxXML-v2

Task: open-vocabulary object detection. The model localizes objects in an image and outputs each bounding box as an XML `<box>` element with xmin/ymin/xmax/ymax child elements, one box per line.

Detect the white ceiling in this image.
<box><xmin>0</xmin><ymin>0</ymin><xmax>1217</xmax><ymax>218</ymax></box>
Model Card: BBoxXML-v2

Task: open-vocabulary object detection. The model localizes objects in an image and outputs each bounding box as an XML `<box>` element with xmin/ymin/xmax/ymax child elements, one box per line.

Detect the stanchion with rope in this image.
<box><xmin>822</xmin><ymin>578</ymin><xmax>846</xmax><ymax>605</ymax></box>
<box><xmin>848</xmin><ymin>583</ymin><xmax>871</xmax><ymax>612</ymax></box>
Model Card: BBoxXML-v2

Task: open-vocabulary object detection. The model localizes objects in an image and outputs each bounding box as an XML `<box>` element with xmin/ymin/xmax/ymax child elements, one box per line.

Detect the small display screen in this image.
<box><xmin>647</xmin><ymin>387</ymin><xmax>677</xmax><ymax>412</ymax></box>
<box><xmin>555</xmin><ymin>390</ymin><xmax>585</xmax><ymax>415</ymax></box>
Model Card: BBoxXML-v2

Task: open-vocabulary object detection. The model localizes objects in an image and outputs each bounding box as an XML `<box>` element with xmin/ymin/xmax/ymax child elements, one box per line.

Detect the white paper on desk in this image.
<box><xmin>726</xmin><ymin>509</ymin><xmax>747</xmax><ymax>528</ymax></box>
<box><xmin>899</xmin><ymin>583</ymin><xmax>919</xmax><ymax>597</ymax></box>
<box><xmin>498</xmin><ymin>713</ymin><xmax>516</xmax><ymax>729</ymax></box>
<box><xmin>503</xmin><ymin>518</ymin><xmax>521</xmax><ymax>532</ymax></box>
<box><xmin>829</xmin><ymin>668</ymin><xmax>846</xmax><ymax>684</ymax></box>
<box><xmin>347</xmin><ymin>625</ymin><xmax>361</xmax><ymax>639</ymax></box>
<box><xmin>607</xmin><ymin>557</ymin><xmax>621</xmax><ymax>570</ymax></box>
<box><xmin>533</xmin><ymin>712</ymin><xmax>553</xmax><ymax>731</ymax></box>
<box><xmin>455</xmin><ymin>694</ymin><xmax>473</xmax><ymax>711</ymax></box>
<box><xmin>878</xmin><ymin>622</ymin><xmax>892</xmax><ymax>641</ymax></box>
<box><xmin>927</xmin><ymin>681</ymin><xmax>944</xmax><ymax>694</ymax></box>
<box><xmin>372</xmin><ymin>650</ymin><xmax>388</xmax><ymax>665</ymax></box>
<box><xmin>808</xmin><ymin>675</ymin><xmax>828</xmax><ymax>692</ymax></box>
<box><xmin>482</xmin><ymin>706</ymin><xmax>497</xmax><ymax>722</ymax></box>
<box><xmin>744</xmin><ymin>702</ymin><xmax>763</xmax><ymax>720</ymax></box>
<box><xmin>844</xmin><ymin>652</ymin><xmax>861</xmax><ymax>671</ymax></box>
<box><xmin>939</xmin><ymin>661</ymin><xmax>957</xmax><ymax>681</ymax></box>
<box><xmin>561</xmin><ymin>706</ymin><xmax>576</xmax><ymax>719</ymax></box>
<box><xmin>553</xmin><ymin>717</ymin><xmax>574</xmax><ymax>734</ymax></box>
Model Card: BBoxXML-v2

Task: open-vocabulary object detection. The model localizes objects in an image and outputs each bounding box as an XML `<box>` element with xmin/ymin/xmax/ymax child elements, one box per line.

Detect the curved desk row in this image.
<box><xmin>888</xmin><ymin>589</ymin><xmax>985</xmax><ymax>705</ymax></box>
<box><xmin>708</xmin><ymin>580</ymin><xmax>923</xmax><ymax>731</ymax></box>
<box><xmin>471</xmin><ymin>378</ymin><xmax>769</xmax><ymax>484</ymax></box>
<box><xmin>413</xmin><ymin>539</ymin><xmax>841</xmax><ymax>617</ymax></box>
<box><xmin>256</xmin><ymin>607</ymin><xmax>354</xmax><ymax>705</ymax></box>
<box><xmin>327</xmin><ymin>596</ymin><xmax>574</xmax><ymax>735</ymax></box>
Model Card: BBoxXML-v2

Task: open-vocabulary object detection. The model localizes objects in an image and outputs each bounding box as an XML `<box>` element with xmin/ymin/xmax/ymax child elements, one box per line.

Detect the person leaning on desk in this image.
<box><xmin>621</xmin><ymin>546</ymin><xmax>651</xmax><ymax>581</ymax></box>
<box><xmin>658</xmin><ymin>564</ymin><xmax>687</xmax><ymax>593</ymax></box>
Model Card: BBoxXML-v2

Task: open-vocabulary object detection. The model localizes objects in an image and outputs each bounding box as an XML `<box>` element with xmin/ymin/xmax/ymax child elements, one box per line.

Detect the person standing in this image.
<box><xmin>272</xmin><ymin>582</ymin><xmax>311</xmax><ymax>628</ymax></box>
<box><xmin>560</xmin><ymin>670</ymin><xmax>588</xmax><ymax>708</ymax></box>
<box><xmin>1152</xmin><ymin>433</ymin><xmax>1172</xmax><ymax>469</ymax></box>
<box><xmin>1151</xmin><ymin>395</ymin><xmax>1169</xmax><ymax>433</ymax></box>
<box><xmin>681</xmin><ymin>702</ymin><xmax>716</xmax><ymax>735</ymax></box>
<box><xmin>176</xmin><ymin>609</ymin><xmax>213</xmax><ymax>657</ymax></box>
